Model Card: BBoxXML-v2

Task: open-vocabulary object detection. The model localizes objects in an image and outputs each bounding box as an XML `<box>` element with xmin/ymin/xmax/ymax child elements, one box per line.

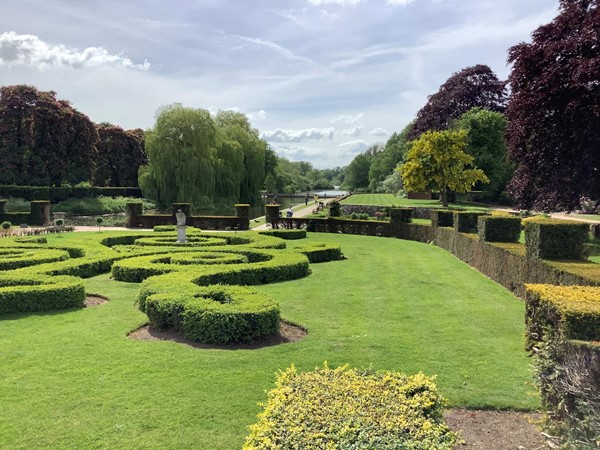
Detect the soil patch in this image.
<box><xmin>85</xmin><ymin>295</ymin><xmax>108</xmax><ymax>307</ymax></box>
<box><xmin>445</xmin><ymin>408</ymin><xmax>549</xmax><ymax>449</ymax></box>
<box><xmin>128</xmin><ymin>320</ymin><xmax>307</xmax><ymax>350</ymax></box>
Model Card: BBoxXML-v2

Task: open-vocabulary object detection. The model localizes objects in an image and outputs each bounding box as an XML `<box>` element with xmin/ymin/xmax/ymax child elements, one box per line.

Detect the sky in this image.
<box><xmin>0</xmin><ymin>0</ymin><xmax>560</xmax><ymax>168</ymax></box>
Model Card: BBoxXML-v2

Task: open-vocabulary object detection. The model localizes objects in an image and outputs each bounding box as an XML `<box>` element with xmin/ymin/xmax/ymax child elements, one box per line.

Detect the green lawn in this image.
<box><xmin>342</xmin><ymin>194</ymin><xmax>489</xmax><ymax>211</ymax></box>
<box><xmin>0</xmin><ymin>232</ymin><xmax>537</xmax><ymax>449</ymax></box>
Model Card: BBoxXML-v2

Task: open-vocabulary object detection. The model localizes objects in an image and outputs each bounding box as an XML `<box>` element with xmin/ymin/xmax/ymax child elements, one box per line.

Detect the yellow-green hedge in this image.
<box><xmin>244</xmin><ymin>364</ymin><xmax>457</xmax><ymax>449</ymax></box>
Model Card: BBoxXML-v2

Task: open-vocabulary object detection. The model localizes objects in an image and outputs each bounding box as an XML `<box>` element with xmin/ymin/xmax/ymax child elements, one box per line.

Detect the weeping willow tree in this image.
<box><xmin>139</xmin><ymin>105</ymin><xmax>268</xmax><ymax>210</ymax></box>
<box><xmin>140</xmin><ymin>105</ymin><xmax>217</xmax><ymax>209</ymax></box>
<box><xmin>215</xmin><ymin>111</ymin><xmax>266</xmax><ymax>204</ymax></box>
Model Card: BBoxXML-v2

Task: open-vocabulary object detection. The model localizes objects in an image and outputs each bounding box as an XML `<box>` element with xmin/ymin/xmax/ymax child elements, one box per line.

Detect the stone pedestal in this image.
<box><xmin>177</xmin><ymin>225</ymin><xmax>187</xmax><ymax>243</ymax></box>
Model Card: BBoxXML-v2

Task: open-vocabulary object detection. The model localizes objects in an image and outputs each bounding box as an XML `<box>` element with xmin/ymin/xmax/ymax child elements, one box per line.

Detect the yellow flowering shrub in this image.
<box><xmin>244</xmin><ymin>364</ymin><xmax>457</xmax><ymax>450</ymax></box>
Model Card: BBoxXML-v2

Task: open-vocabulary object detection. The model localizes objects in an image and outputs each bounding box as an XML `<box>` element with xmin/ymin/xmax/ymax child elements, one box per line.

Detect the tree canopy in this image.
<box><xmin>399</xmin><ymin>130</ymin><xmax>488</xmax><ymax>207</ymax></box>
<box><xmin>408</xmin><ymin>65</ymin><xmax>507</xmax><ymax>140</ymax></box>
<box><xmin>94</xmin><ymin>124</ymin><xmax>146</xmax><ymax>187</ymax></box>
<box><xmin>0</xmin><ymin>85</ymin><xmax>98</xmax><ymax>186</ymax></box>
<box><xmin>139</xmin><ymin>105</ymin><xmax>270</xmax><ymax>210</ymax></box>
<box><xmin>368</xmin><ymin>122</ymin><xmax>414</xmax><ymax>192</ymax></box>
<box><xmin>452</xmin><ymin>108</ymin><xmax>511</xmax><ymax>195</ymax></box>
<box><xmin>506</xmin><ymin>0</ymin><xmax>600</xmax><ymax>211</ymax></box>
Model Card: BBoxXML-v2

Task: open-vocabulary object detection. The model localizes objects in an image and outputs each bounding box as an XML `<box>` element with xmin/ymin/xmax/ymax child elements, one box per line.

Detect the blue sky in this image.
<box><xmin>0</xmin><ymin>0</ymin><xmax>559</xmax><ymax>168</ymax></box>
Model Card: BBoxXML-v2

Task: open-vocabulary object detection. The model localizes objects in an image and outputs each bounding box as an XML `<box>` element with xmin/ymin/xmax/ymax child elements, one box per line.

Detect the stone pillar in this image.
<box><xmin>265</xmin><ymin>204</ymin><xmax>281</xmax><ymax>229</ymax></box>
<box><xmin>235</xmin><ymin>204</ymin><xmax>250</xmax><ymax>230</ymax></box>
<box><xmin>29</xmin><ymin>201</ymin><xmax>51</xmax><ymax>226</ymax></box>
<box><xmin>126</xmin><ymin>202</ymin><xmax>143</xmax><ymax>228</ymax></box>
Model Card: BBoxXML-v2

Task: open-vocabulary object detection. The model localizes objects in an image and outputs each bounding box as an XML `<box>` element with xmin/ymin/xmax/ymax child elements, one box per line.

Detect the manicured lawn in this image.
<box><xmin>342</xmin><ymin>194</ymin><xmax>489</xmax><ymax>211</ymax></box>
<box><xmin>0</xmin><ymin>232</ymin><xmax>537</xmax><ymax>449</ymax></box>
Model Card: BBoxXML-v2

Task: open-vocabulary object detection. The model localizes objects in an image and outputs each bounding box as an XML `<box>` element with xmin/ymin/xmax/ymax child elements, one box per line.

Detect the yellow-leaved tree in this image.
<box><xmin>399</xmin><ymin>129</ymin><xmax>488</xmax><ymax>207</ymax></box>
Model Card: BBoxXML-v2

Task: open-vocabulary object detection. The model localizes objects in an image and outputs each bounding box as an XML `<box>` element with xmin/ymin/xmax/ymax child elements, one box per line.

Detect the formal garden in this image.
<box><xmin>1</xmin><ymin>197</ymin><xmax>599</xmax><ymax>448</ymax></box>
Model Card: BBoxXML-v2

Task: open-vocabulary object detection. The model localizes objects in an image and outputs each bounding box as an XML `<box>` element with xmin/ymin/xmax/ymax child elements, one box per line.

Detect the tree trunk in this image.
<box><xmin>440</xmin><ymin>189</ymin><xmax>448</xmax><ymax>207</ymax></box>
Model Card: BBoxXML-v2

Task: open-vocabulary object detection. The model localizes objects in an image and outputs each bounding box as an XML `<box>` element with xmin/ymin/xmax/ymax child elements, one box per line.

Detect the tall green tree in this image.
<box><xmin>344</xmin><ymin>144</ymin><xmax>382</xmax><ymax>191</ymax></box>
<box><xmin>368</xmin><ymin>122</ymin><xmax>414</xmax><ymax>191</ymax></box>
<box><xmin>399</xmin><ymin>130</ymin><xmax>488</xmax><ymax>207</ymax></box>
<box><xmin>140</xmin><ymin>105</ymin><xmax>218</xmax><ymax>209</ymax></box>
<box><xmin>452</xmin><ymin>108</ymin><xmax>511</xmax><ymax>195</ymax></box>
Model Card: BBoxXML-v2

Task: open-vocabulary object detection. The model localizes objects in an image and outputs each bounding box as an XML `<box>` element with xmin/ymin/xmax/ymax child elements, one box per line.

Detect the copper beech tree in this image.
<box><xmin>506</xmin><ymin>0</ymin><xmax>600</xmax><ymax>211</ymax></box>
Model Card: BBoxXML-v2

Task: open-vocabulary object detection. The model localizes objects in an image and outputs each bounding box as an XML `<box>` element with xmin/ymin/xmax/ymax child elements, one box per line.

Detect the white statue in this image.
<box><xmin>176</xmin><ymin>209</ymin><xmax>187</xmax><ymax>243</ymax></box>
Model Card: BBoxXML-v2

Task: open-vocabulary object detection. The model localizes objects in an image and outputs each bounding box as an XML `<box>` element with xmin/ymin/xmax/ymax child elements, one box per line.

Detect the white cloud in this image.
<box><xmin>0</xmin><ymin>31</ymin><xmax>150</xmax><ymax>71</ymax></box>
<box><xmin>369</xmin><ymin>127</ymin><xmax>389</xmax><ymax>136</ymax></box>
<box><xmin>331</xmin><ymin>113</ymin><xmax>364</xmax><ymax>125</ymax></box>
<box><xmin>386</xmin><ymin>0</ymin><xmax>417</xmax><ymax>5</ymax></box>
<box><xmin>341</xmin><ymin>126</ymin><xmax>362</xmax><ymax>136</ymax></box>
<box><xmin>232</xmin><ymin>34</ymin><xmax>315</xmax><ymax>65</ymax></box>
<box><xmin>247</xmin><ymin>109</ymin><xmax>267</xmax><ymax>122</ymax></box>
<box><xmin>338</xmin><ymin>139</ymin><xmax>369</xmax><ymax>156</ymax></box>
<box><xmin>307</xmin><ymin>0</ymin><xmax>362</xmax><ymax>5</ymax></box>
<box><xmin>261</xmin><ymin>127</ymin><xmax>335</xmax><ymax>143</ymax></box>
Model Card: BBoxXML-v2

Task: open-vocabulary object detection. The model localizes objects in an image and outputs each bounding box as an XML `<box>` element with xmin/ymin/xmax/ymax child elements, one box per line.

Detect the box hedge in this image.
<box><xmin>389</xmin><ymin>207</ymin><xmax>414</xmax><ymax>224</ymax></box>
<box><xmin>244</xmin><ymin>364</ymin><xmax>456</xmax><ymax>449</ymax></box>
<box><xmin>430</xmin><ymin>210</ymin><xmax>454</xmax><ymax>227</ymax></box>
<box><xmin>453</xmin><ymin>211</ymin><xmax>489</xmax><ymax>233</ymax></box>
<box><xmin>525</xmin><ymin>218</ymin><xmax>589</xmax><ymax>260</ymax></box>
<box><xmin>478</xmin><ymin>215</ymin><xmax>521</xmax><ymax>242</ymax></box>
<box><xmin>258</xmin><ymin>229</ymin><xmax>307</xmax><ymax>240</ymax></box>
<box><xmin>294</xmin><ymin>242</ymin><xmax>343</xmax><ymax>263</ymax></box>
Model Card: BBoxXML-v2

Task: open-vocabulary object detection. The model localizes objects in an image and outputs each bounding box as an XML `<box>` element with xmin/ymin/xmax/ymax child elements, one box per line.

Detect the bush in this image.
<box><xmin>294</xmin><ymin>242</ymin><xmax>343</xmax><ymax>263</ymax></box>
<box><xmin>525</xmin><ymin>218</ymin><xmax>589</xmax><ymax>260</ymax></box>
<box><xmin>430</xmin><ymin>210</ymin><xmax>454</xmax><ymax>227</ymax></box>
<box><xmin>390</xmin><ymin>207</ymin><xmax>414</xmax><ymax>224</ymax></box>
<box><xmin>258</xmin><ymin>229</ymin><xmax>307</xmax><ymax>240</ymax></box>
<box><xmin>525</xmin><ymin>285</ymin><xmax>600</xmax><ymax>449</ymax></box>
<box><xmin>244</xmin><ymin>364</ymin><xmax>457</xmax><ymax>449</ymax></box>
<box><xmin>478</xmin><ymin>215</ymin><xmax>521</xmax><ymax>242</ymax></box>
<box><xmin>1</xmin><ymin>221</ymin><xmax>11</xmax><ymax>234</ymax></box>
<box><xmin>328</xmin><ymin>200</ymin><xmax>341</xmax><ymax>217</ymax></box>
<box><xmin>146</xmin><ymin>285</ymin><xmax>280</xmax><ymax>344</ymax></box>
<box><xmin>453</xmin><ymin>211</ymin><xmax>489</xmax><ymax>233</ymax></box>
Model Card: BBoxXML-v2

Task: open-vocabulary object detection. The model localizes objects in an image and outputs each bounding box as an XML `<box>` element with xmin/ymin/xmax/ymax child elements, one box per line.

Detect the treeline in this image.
<box><xmin>344</xmin><ymin>0</ymin><xmax>600</xmax><ymax>212</ymax></box>
<box><xmin>0</xmin><ymin>85</ymin><xmax>146</xmax><ymax>188</ymax></box>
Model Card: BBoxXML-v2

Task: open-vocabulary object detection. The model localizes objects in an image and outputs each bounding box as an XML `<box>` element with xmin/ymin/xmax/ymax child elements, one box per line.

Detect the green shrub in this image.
<box><xmin>328</xmin><ymin>200</ymin><xmax>341</xmax><ymax>217</ymax></box>
<box><xmin>390</xmin><ymin>207</ymin><xmax>414</xmax><ymax>224</ymax></box>
<box><xmin>52</xmin><ymin>196</ymin><xmax>155</xmax><ymax>215</ymax></box>
<box><xmin>1</xmin><ymin>221</ymin><xmax>11</xmax><ymax>234</ymax></box>
<box><xmin>525</xmin><ymin>218</ymin><xmax>589</xmax><ymax>260</ymax></box>
<box><xmin>258</xmin><ymin>229</ymin><xmax>307</xmax><ymax>240</ymax></box>
<box><xmin>244</xmin><ymin>364</ymin><xmax>457</xmax><ymax>449</ymax></box>
<box><xmin>478</xmin><ymin>215</ymin><xmax>521</xmax><ymax>242</ymax></box>
<box><xmin>430</xmin><ymin>210</ymin><xmax>454</xmax><ymax>227</ymax></box>
<box><xmin>453</xmin><ymin>211</ymin><xmax>489</xmax><ymax>233</ymax></box>
<box><xmin>0</xmin><ymin>273</ymin><xmax>85</xmax><ymax>314</ymax></box>
<box><xmin>0</xmin><ymin>249</ymin><xmax>70</xmax><ymax>270</ymax></box>
<box><xmin>294</xmin><ymin>242</ymin><xmax>343</xmax><ymax>263</ymax></box>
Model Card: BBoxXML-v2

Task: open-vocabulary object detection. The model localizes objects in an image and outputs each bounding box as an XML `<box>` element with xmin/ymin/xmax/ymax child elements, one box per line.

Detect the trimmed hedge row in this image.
<box><xmin>430</xmin><ymin>210</ymin><xmax>454</xmax><ymax>227</ymax></box>
<box><xmin>0</xmin><ymin>185</ymin><xmax>142</xmax><ymax>201</ymax></box>
<box><xmin>0</xmin><ymin>248</ymin><xmax>70</xmax><ymax>270</ymax></box>
<box><xmin>390</xmin><ymin>207</ymin><xmax>414</xmax><ymax>224</ymax></box>
<box><xmin>453</xmin><ymin>211</ymin><xmax>488</xmax><ymax>233</ymax></box>
<box><xmin>525</xmin><ymin>218</ymin><xmax>589</xmax><ymax>261</ymax></box>
<box><xmin>525</xmin><ymin>285</ymin><xmax>600</xmax><ymax>449</ymax></box>
<box><xmin>0</xmin><ymin>273</ymin><xmax>85</xmax><ymax>314</ymax></box>
<box><xmin>115</xmin><ymin>248</ymin><xmax>309</xmax><ymax>285</ymax></box>
<box><xmin>258</xmin><ymin>229</ymin><xmax>307</xmax><ymax>240</ymax></box>
<box><xmin>244</xmin><ymin>364</ymin><xmax>457</xmax><ymax>449</ymax></box>
<box><xmin>145</xmin><ymin>284</ymin><xmax>280</xmax><ymax>344</ymax></box>
<box><xmin>478</xmin><ymin>215</ymin><xmax>521</xmax><ymax>242</ymax></box>
<box><xmin>294</xmin><ymin>242</ymin><xmax>343</xmax><ymax>263</ymax></box>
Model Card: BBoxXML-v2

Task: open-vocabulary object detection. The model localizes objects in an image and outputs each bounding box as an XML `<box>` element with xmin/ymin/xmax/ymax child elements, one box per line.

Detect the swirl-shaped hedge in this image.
<box><xmin>0</xmin><ymin>230</ymin><xmax>341</xmax><ymax>343</ymax></box>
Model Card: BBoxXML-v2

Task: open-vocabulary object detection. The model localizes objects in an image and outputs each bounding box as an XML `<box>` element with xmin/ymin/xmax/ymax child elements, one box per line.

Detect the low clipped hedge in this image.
<box><xmin>258</xmin><ymin>229</ymin><xmax>307</xmax><ymax>240</ymax></box>
<box><xmin>294</xmin><ymin>242</ymin><xmax>343</xmax><ymax>263</ymax></box>
<box><xmin>478</xmin><ymin>215</ymin><xmax>521</xmax><ymax>243</ymax></box>
<box><xmin>453</xmin><ymin>211</ymin><xmax>488</xmax><ymax>233</ymax></box>
<box><xmin>0</xmin><ymin>273</ymin><xmax>85</xmax><ymax>314</ymax></box>
<box><xmin>525</xmin><ymin>285</ymin><xmax>600</xmax><ymax>449</ymax></box>
<box><xmin>0</xmin><ymin>248</ymin><xmax>70</xmax><ymax>270</ymax></box>
<box><xmin>431</xmin><ymin>210</ymin><xmax>454</xmax><ymax>227</ymax></box>
<box><xmin>389</xmin><ymin>207</ymin><xmax>414</xmax><ymax>224</ymax></box>
<box><xmin>525</xmin><ymin>218</ymin><xmax>589</xmax><ymax>260</ymax></box>
<box><xmin>244</xmin><ymin>364</ymin><xmax>457</xmax><ymax>449</ymax></box>
<box><xmin>145</xmin><ymin>285</ymin><xmax>280</xmax><ymax>344</ymax></box>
